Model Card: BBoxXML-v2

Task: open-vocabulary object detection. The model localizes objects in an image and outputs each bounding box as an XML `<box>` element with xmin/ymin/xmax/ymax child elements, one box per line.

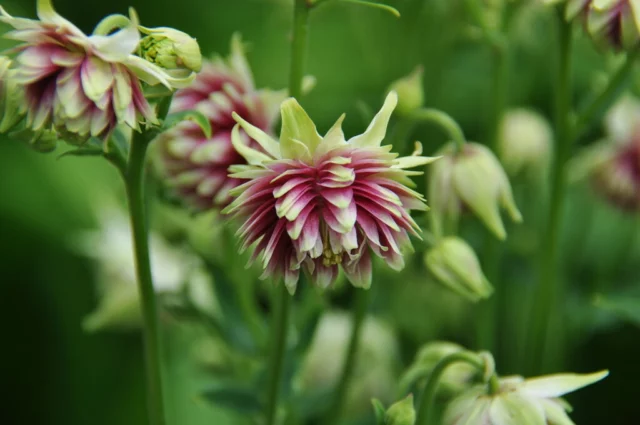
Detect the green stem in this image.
<box><xmin>289</xmin><ymin>0</ymin><xmax>311</xmax><ymax>99</ymax></box>
<box><xmin>409</xmin><ymin>108</ymin><xmax>466</xmax><ymax>152</ymax></box>
<box><xmin>527</xmin><ymin>9</ymin><xmax>573</xmax><ymax>374</ymax></box>
<box><xmin>415</xmin><ymin>352</ymin><xmax>488</xmax><ymax>425</ymax></box>
<box><xmin>126</xmin><ymin>130</ymin><xmax>166</xmax><ymax>425</ymax></box>
<box><xmin>573</xmin><ymin>47</ymin><xmax>640</xmax><ymax>138</ymax></box>
<box><xmin>265</xmin><ymin>284</ymin><xmax>293</xmax><ymax>425</ymax></box>
<box><xmin>323</xmin><ymin>287</ymin><xmax>371</xmax><ymax>424</ymax></box>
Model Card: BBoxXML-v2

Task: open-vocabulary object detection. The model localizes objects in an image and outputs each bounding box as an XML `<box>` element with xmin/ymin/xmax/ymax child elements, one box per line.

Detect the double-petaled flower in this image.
<box><xmin>0</xmin><ymin>0</ymin><xmax>199</xmax><ymax>143</ymax></box>
<box><xmin>223</xmin><ymin>92</ymin><xmax>436</xmax><ymax>293</ymax></box>
<box><xmin>154</xmin><ymin>35</ymin><xmax>283</xmax><ymax>210</ymax></box>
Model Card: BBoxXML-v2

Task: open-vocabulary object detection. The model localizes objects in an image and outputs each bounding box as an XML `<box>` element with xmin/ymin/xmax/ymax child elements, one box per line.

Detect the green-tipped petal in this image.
<box><xmin>232</xmin><ymin>111</ymin><xmax>280</xmax><ymax>158</ymax></box>
<box><xmin>520</xmin><ymin>370</ymin><xmax>609</xmax><ymax>399</ymax></box>
<box><xmin>490</xmin><ymin>393</ymin><xmax>546</xmax><ymax>425</ymax></box>
<box><xmin>279</xmin><ymin>97</ymin><xmax>321</xmax><ymax>161</ymax></box>
<box><xmin>230</xmin><ymin>123</ymin><xmax>273</xmax><ymax>165</ymax></box>
<box><xmin>349</xmin><ymin>91</ymin><xmax>397</xmax><ymax>148</ymax></box>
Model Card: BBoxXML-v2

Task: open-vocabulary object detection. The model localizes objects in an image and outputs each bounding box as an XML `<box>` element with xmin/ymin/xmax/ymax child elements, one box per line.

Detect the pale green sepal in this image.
<box><xmin>230</xmin><ymin>123</ymin><xmax>273</xmax><ymax>165</ymax></box>
<box><xmin>316</xmin><ymin>113</ymin><xmax>347</xmax><ymax>156</ymax></box>
<box><xmin>539</xmin><ymin>399</ymin><xmax>574</xmax><ymax>425</ymax></box>
<box><xmin>393</xmin><ymin>155</ymin><xmax>440</xmax><ymax>169</ymax></box>
<box><xmin>519</xmin><ymin>370</ymin><xmax>609</xmax><ymax>398</ymax></box>
<box><xmin>279</xmin><ymin>98</ymin><xmax>321</xmax><ymax>161</ymax></box>
<box><xmin>371</xmin><ymin>399</ymin><xmax>386</xmax><ymax>424</ymax></box>
<box><xmin>384</xmin><ymin>394</ymin><xmax>416</xmax><ymax>425</ymax></box>
<box><xmin>232</xmin><ymin>111</ymin><xmax>280</xmax><ymax>158</ymax></box>
<box><xmin>489</xmin><ymin>393</ymin><xmax>546</xmax><ymax>425</ymax></box>
<box><xmin>349</xmin><ymin>91</ymin><xmax>397</xmax><ymax>148</ymax></box>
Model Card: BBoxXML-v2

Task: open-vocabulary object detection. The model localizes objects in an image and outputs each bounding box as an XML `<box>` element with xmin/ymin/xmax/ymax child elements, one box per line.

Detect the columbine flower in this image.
<box><xmin>570</xmin><ymin>95</ymin><xmax>640</xmax><ymax>211</ymax></box>
<box><xmin>76</xmin><ymin>207</ymin><xmax>217</xmax><ymax>332</ymax></box>
<box><xmin>0</xmin><ymin>0</ymin><xmax>197</xmax><ymax>143</ymax></box>
<box><xmin>443</xmin><ymin>370</ymin><xmax>608</xmax><ymax>425</ymax></box>
<box><xmin>138</xmin><ymin>26</ymin><xmax>202</xmax><ymax>75</ymax></box>
<box><xmin>223</xmin><ymin>92</ymin><xmax>436</xmax><ymax>293</ymax></box>
<box><xmin>498</xmin><ymin>108</ymin><xmax>552</xmax><ymax>179</ymax></box>
<box><xmin>154</xmin><ymin>34</ymin><xmax>283</xmax><ymax>210</ymax></box>
<box><xmin>297</xmin><ymin>311</ymin><xmax>399</xmax><ymax>415</ymax></box>
<box><xmin>429</xmin><ymin>142</ymin><xmax>522</xmax><ymax>240</ymax></box>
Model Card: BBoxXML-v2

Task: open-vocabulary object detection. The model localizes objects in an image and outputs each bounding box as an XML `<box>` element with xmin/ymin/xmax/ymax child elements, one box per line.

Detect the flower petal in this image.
<box><xmin>348</xmin><ymin>91</ymin><xmax>397</xmax><ymax>148</ymax></box>
<box><xmin>519</xmin><ymin>370</ymin><xmax>609</xmax><ymax>399</ymax></box>
<box><xmin>279</xmin><ymin>97</ymin><xmax>321</xmax><ymax>161</ymax></box>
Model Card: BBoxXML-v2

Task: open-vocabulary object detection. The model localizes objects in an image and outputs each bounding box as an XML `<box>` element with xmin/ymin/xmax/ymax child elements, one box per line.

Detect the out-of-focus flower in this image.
<box><xmin>400</xmin><ymin>341</ymin><xmax>478</xmax><ymax>396</ymax></box>
<box><xmin>586</xmin><ymin>0</ymin><xmax>640</xmax><ymax>51</ymax></box>
<box><xmin>425</xmin><ymin>237</ymin><xmax>493</xmax><ymax>302</ymax></box>
<box><xmin>388</xmin><ymin>66</ymin><xmax>423</xmax><ymax>116</ymax></box>
<box><xmin>443</xmin><ymin>370</ymin><xmax>608</xmax><ymax>425</ymax></box>
<box><xmin>498</xmin><ymin>108</ymin><xmax>552</xmax><ymax>178</ymax></box>
<box><xmin>571</xmin><ymin>95</ymin><xmax>640</xmax><ymax>211</ymax></box>
<box><xmin>385</xmin><ymin>394</ymin><xmax>416</xmax><ymax>425</ymax></box>
<box><xmin>0</xmin><ymin>0</ymin><xmax>197</xmax><ymax>143</ymax></box>
<box><xmin>76</xmin><ymin>207</ymin><xmax>217</xmax><ymax>331</ymax></box>
<box><xmin>429</xmin><ymin>142</ymin><xmax>522</xmax><ymax>240</ymax></box>
<box><xmin>154</xmin><ymin>35</ymin><xmax>284</xmax><ymax>210</ymax></box>
<box><xmin>224</xmin><ymin>92</ymin><xmax>437</xmax><ymax>293</ymax></box>
<box><xmin>0</xmin><ymin>56</ymin><xmax>25</xmax><ymax>132</ymax></box>
<box><xmin>296</xmin><ymin>311</ymin><xmax>399</xmax><ymax>416</ymax></box>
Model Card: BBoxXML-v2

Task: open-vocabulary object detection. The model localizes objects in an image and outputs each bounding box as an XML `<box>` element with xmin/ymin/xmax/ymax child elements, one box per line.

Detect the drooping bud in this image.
<box><xmin>498</xmin><ymin>108</ymin><xmax>552</xmax><ymax>178</ymax></box>
<box><xmin>0</xmin><ymin>56</ymin><xmax>25</xmax><ymax>133</ymax></box>
<box><xmin>139</xmin><ymin>26</ymin><xmax>203</xmax><ymax>75</ymax></box>
<box><xmin>400</xmin><ymin>341</ymin><xmax>478</xmax><ymax>395</ymax></box>
<box><xmin>425</xmin><ymin>237</ymin><xmax>493</xmax><ymax>302</ymax></box>
<box><xmin>429</xmin><ymin>143</ymin><xmax>522</xmax><ymax>240</ymax></box>
<box><xmin>388</xmin><ymin>66</ymin><xmax>424</xmax><ymax>116</ymax></box>
<box><xmin>384</xmin><ymin>394</ymin><xmax>416</xmax><ymax>425</ymax></box>
<box><xmin>586</xmin><ymin>0</ymin><xmax>640</xmax><ymax>51</ymax></box>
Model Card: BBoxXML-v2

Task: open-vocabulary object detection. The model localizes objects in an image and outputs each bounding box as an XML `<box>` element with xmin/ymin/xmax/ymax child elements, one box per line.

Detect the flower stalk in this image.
<box><xmin>126</xmin><ymin>128</ymin><xmax>166</xmax><ymax>425</ymax></box>
<box><xmin>414</xmin><ymin>351</ymin><xmax>492</xmax><ymax>425</ymax></box>
<box><xmin>408</xmin><ymin>108</ymin><xmax>466</xmax><ymax>152</ymax></box>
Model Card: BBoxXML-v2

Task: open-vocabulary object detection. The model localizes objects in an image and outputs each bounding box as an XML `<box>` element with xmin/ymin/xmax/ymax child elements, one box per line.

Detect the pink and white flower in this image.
<box><xmin>223</xmin><ymin>92</ymin><xmax>436</xmax><ymax>294</ymax></box>
<box><xmin>0</xmin><ymin>0</ymin><xmax>197</xmax><ymax>143</ymax></box>
<box><xmin>154</xmin><ymin>35</ymin><xmax>283</xmax><ymax>210</ymax></box>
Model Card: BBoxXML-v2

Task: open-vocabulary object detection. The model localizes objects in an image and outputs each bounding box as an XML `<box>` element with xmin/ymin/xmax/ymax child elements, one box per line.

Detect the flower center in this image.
<box><xmin>320</xmin><ymin>222</ymin><xmax>343</xmax><ymax>267</ymax></box>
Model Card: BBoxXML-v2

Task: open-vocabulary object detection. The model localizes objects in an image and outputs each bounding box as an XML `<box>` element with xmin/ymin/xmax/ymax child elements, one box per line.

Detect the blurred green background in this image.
<box><xmin>1</xmin><ymin>0</ymin><xmax>639</xmax><ymax>424</ymax></box>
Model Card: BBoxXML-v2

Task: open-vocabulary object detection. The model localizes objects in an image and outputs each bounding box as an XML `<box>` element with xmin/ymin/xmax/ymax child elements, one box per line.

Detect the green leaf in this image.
<box><xmin>372</xmin><ymin>399</ymin><xmax>387</xmax><ymax>424</ymax></box>
<box><xmin>163</xmin><ymin>110</ymin><xmax>212</xmax><ymax>138</ymax></box>
<box><xmin>201</xmin><ymin>383</ymin><xmax>263</xmax><ymax>414</ymax></box>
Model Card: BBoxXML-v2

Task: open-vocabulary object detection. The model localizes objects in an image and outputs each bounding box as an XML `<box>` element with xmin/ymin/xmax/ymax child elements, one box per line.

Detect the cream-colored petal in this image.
<box><xmin>519</xmin><ymin>370</ymin><xmax>609</xmax><ymax>399</ymax></box>
<box><xmin>348</xmin><ymin>91</ymin><xmax>397</xmax><ymax>148</ymax></box>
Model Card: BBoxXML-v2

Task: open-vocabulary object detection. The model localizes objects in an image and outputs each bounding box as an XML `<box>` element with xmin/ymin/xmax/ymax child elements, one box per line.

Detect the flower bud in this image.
<box><xmin>425</xmin><ymin>237</ymin><xmax>493</xmax><ymax>302</ymax></box>
<box><xmin>0</xmin><ymin>56</ymin><xmax>25</xmax><ymax>133</ymax></box>
<box><xmin>498</xmin><ymin>108</ymin><xmax>552</xmax><ymax>178</ymax></box>
<box><xmin>400</xmin><ymin>341</ymin><xmax>478</xmax><ymax>395</ymax></box>
<box><xmin>385</xmin><ymin>394</ymin><xmax>416</xmax><ymax>425</ymax></box>
<box><xmin>429</xmin><ymin>143</ymin><xmax>522</xmax><ymax>240</ymax></box>
<box><xmin>139</xmin><ymin>26</ymin><xmax>203</xmax><ymax>75</ymax></box>
<box><xmin>586</xmin><ymin>0</ymin><xmax>639</xmax><ymax>51</ymax></box>
<box><xmin>388</xmin><ymin>66</ymin><xmax>424</xmax><ymax>116</ymax></box>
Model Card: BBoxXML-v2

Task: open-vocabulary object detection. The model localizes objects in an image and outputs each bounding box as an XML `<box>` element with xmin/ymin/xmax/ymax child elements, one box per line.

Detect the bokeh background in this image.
<box><xmin>1</xmin><ymin>0</ymin><xmax>639</xmax><ymax>424</ymax></box>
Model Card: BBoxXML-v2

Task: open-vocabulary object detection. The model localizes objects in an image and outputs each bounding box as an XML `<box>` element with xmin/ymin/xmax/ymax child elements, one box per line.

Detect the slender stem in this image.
<box><xmin>126</xmin><ymin>130</ymin><xmax>166</xmax><ymax>425</ymax></box>
<box><xmin>527</xmin><ymin>9</ymin><xmax>573</xmax><ymax>374</ymax></box>
<box><xmin>323</xmin><ymin>287</ymin><xmax>371</xmax><ymax>424</ymax></box>
<box><xmin>265</xmin><ymin>284</ymin><xmax>293</xmax><ymax>425</ymax></box>
<box><xmin>263</xmin><ymin>2</ymin><xmax>311</xmax><ymax>423</ymax></box>
<box><xmin>573</xmin><ymin>47</ymin><xmax>640</xmax><ymax>138</ymax></box>
<box><xmin>409</xmin><ymin>108</ymin><xmax>466</xmax><ymax>151</ymax></box>
<box><xmin>476</xmin><ymin>35</ymin><xmax>509</xmax><ymax>355</ymax></box>
<box><xmin>415</xmin><ymin>352</ymin><xmax>487</xmax><ymax>425</ymax></box>
<box><xmin>289</xmin><ymin>0</ymin><xmax>310</xmax><ymax>99</ymax></box>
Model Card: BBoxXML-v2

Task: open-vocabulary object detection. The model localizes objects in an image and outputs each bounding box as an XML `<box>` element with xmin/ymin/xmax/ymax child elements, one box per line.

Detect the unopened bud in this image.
<box><xmin>587</xmin><ymin>1</ymin><xmax>639</xmax><ymax>51</ymax></box>
<box><xmin>139</xmin><ymin>27</ymin><xmax>202</xmax><ymax>74</ymax></box>
<box><xmin>384</xmin><ymin>394</ymin><xmax>416</xmax><ymax>425</ymax></box>
<box><xmin>498</xmin><ymin>108</ymin><xmax>552</xmax><ymax>178</ymax></box>
<box><xmin>429</xmin><ymin>143</ymin><xmax>522</xmax><ymax>240</ymax></box>
<box><xmin>425</xmin><ymin>237</ymin><xmax>493</xmax><ymax>302</ymax></box>
<box><xmin>388</xmin><ymin>66</ymin><xmax>424</xmax><ymax>116</ymax></box>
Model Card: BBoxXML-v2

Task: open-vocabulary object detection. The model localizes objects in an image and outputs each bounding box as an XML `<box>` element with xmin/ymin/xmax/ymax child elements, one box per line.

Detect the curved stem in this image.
<box><xmin>527</xmin><ymin>9</ymin><xmax>573</xmax><ymax>374</ymax></box>
<box><xmin>415</xmin><ymin>352</ymin><xmax>488</xmax><ymax>425</ymax></box>
<box><xmin>126</xmin><ymin>131</ymin><xmax>166</xmax><ymax>425</ymax></box>
<box><xmin>323</xmin><ymin>287</ymin><xmax>371</xmax><ymax>424</ymax></box>
<box><xmin>409</xmin><ymin>108</ymin><xmax>466</xmax><ymax>152</ymax></box>
<box><xmin>265</xmin><ymin>285</ymin><xmax>293</xmax><ymax>425</ymax></box>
